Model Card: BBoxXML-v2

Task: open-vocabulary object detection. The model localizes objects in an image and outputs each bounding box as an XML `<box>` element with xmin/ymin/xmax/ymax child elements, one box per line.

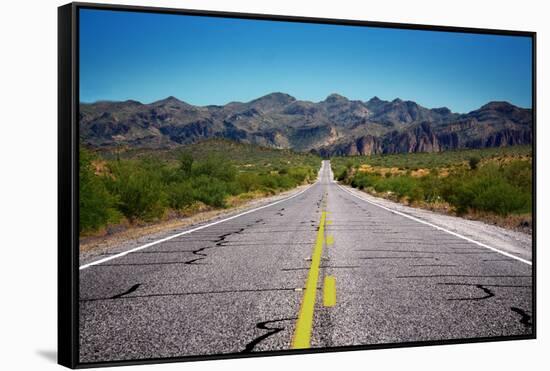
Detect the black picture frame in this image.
<box><xmin>58</xmin><ymin>2</ymin><xmax>536</xmax><ymax>369</ymax></box>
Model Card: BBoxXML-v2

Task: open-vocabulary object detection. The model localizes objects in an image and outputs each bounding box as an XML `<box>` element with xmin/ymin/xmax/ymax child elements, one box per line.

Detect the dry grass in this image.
<box><xmin>91</xmin><ymin>159</ymin><xmax>109</xmax><ymax>176</ymax></box>
<box><xmin>410</xmin><ymin>168</ymin><xmax>430</xmax><ymax>177</ymax></box>
<box><xmin>465</xmin><ymin>211</ymin><xmax>532</xmax><ymax>234</ymax></box>
<box><xmin>360</xmin><ymin>187</ymin><xmax>532</xmax><ymax>234</ymax></box>
<box><xmin>358</xmin><ymin>164</ymin><xmax>448</xmax><ymax>178</ymax></box>
<box><xmin>358</xmin><ymin>164</ymin><xmax>404</xmax><ymax>176</ymax></box>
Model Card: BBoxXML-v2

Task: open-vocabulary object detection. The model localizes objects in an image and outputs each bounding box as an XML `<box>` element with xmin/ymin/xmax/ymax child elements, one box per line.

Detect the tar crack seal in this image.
<box><xmin>111</xmin><ymin>283</ymin><xmax>141</xmax><ymax>299</ymax></box>
<box><xmin>183</xmin><ymin>227</ymin><xmax>246</xmax><ymax>265</ymax></box>
<box><xmin>445</xmin><ymin>283</ymin><xmax>495</xmax><ymax>301</ymax></box>
<box><xmin>241</xmin><ymin>318</ymin><xmax>296</xmax><ymax>353</ymax></box>
<box><xmin>511</xmin><ymin>307</ymin><xmax>532</xmax><ymax>327</ymax></box>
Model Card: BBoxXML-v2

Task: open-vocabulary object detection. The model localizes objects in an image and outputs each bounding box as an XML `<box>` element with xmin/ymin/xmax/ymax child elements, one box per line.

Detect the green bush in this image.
<box><xmin>333</xmin><ymin>162</ymin><xmax>349</xmax><ymax>182</ymax></box>
<box><xmin>469</xmin><ymin>156</ymin><xmax>481</xmax><ymax>170</ymax></box>
<box><xmin>105</xmin><ymin>160</ymin><xmax>167</xmax><ymax>222</ymax></box>
<box><xmin>237</xmin><ymin>172</ymin><xmax>261</xmax><ymax>192</ymax></box>
<box><xmin>341</xmin><ymin>158</ymin><xmax>531</xmax><ymax>217</ymax></box>
<box><xmin>192</xmin><ymin>156</ymin><xmax>236</xmax><ymax>182</ymax></box>
<box><xmin>277</xmin><ymin>174</ymin><xmax>296</xmax><ymax>189</ymax></box>
<box><xmin>166</xmin><ymin>181</ymin><xmax>194</xmax><ymax>210</ymax></box>
<box><xmin>177</xmin><ymin>151</ymin><xmax>194</xmax><ymax>178</ymax></box>
<box><xmin>419</xmin><ymin>174</ymin><xmax>442</xmax><ymax>203</ymax></box>
<box><xmin>259</xmin><ymin>174</ymin><xmax>279</xmax><ymax>190</ymax></box>
<box><xmin>361</xmin><ymin>173</ymin><xmax>381</xmax><ymax>190</ymax></box>
<box><xmin>440</xmin><ymin>175</ymin><xmax>477</xmax><ymax>215</ymax></box>
<box><xmin>191</xmin><ymin>175</ymin><xmax>229</xmax><ymax>207</ymax></box>
<box><xmin>471</xmin><ymin>180</ymin><xmax>529</xmax><ymax>215</ymax></box>
<box><xmin>441</xmin><ymin>164</ymin><xmax>531</xmax><ymax>216</ymax></box>
<box><xmin>501</xmin><ymin>160</ymin><xmax>532</xmax><ymax>191</ymax></box>
<box><xmin>375</xmin><ymin>176</ymin><xmax>419</xmax><ymax>199</ymax></box>
<box><xmin>78</xmin><ymin>142</ymin><xmax>321</xmax><ymax>236</ymax></box>
<box><xmin>287</xmin><ymin>167</ymin><xmax>310</xmax><ymax>183</ymax></box>
<box><xmin>79</xmin><ymin>147</ymin><xmax>120</xmax><ymax>232</ymax></box>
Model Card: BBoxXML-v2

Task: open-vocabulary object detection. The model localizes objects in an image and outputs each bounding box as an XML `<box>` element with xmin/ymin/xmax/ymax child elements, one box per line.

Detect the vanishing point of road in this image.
<box><xmin>79</xmin><ymin>161</ymin><xmax>533</xmax><ymax>362</ymax></box>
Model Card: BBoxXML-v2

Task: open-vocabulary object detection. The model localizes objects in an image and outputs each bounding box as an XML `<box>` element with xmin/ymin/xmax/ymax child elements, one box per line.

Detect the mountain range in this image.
<box><xmin>79</xmin><ymin>92</ymin><xmax>532</xmax><ymax>156</ymax></box>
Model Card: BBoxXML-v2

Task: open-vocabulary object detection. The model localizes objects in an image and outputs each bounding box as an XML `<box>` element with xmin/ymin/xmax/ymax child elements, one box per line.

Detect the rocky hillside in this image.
<box><xmin>80</xmin><ymin>93</ymin><xmax>532</xmax><ymax>155</ymax></box>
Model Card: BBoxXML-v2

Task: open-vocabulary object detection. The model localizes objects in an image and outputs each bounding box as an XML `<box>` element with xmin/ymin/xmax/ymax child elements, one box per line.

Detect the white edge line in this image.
<box><xmin>335</xmin><ymin>182</ymin><xmax>532</xmax><ymax>266</ymax></box>
<box><xmin>80</xmin><ymin>182</ymin><xmax>317</xmax><ymax>270</ymax></box>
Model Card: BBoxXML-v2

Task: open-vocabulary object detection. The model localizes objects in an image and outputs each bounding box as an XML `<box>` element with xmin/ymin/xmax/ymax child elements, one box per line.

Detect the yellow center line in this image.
<box><xmin>326</xmin><ymin>234</ymin><xmax>334</xmax><ymax>245</ymax></box>
<box><xmin>291</xmin><ymin>210</ymin><xmax>326</xmax><ymax>349</ymax></box>
<box><xmin>323</xmin><ymin>276</ymin><xmax>336</xmax><ymax>307</ymax></box>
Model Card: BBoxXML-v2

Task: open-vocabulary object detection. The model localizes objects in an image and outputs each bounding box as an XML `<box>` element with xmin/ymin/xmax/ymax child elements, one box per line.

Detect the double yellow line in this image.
<box><xmin>291</xmin><ymin>207</ymin><xmax>336</xmax><ymax>349</ymax></box>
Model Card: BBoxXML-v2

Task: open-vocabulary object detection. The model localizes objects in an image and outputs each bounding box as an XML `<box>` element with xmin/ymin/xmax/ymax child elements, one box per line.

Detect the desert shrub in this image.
<box><xmin>337</xmin><ymin>167</ymin><xmax>349</xmax><ymax>182</ymax></box>
<box><xmin>225</xmin><ymin>180</ymin><xmax>244</xmax><ymax>196</ymax></box>
<box><xmin>441</xmin><ymin>164</ymin><xmax>531</xmax><ymax>216</ymax></box>
<box><xmin>190</xmin><ymin>175</ymin><xmax>229</xmax><ymax>207</ymax></box>
<box><xmin>418</xmin><ymin>174</ymin><xmax>442</xmax><ymax>203</ymax></box>
<box><xmin>176</xmin><ymin>151</ymin><xmax>194</xmax><ymax>179</ymax></box>
<box><xmin>500</xmin><ymin>160</ymin><xmax>532</xmax><ymax>191</ymax></box>
<box><xmin>469</xmin><ymin>156</ymin><xmax>481</xmax><ymax>170</ymax></box>
<box><xmin>255</xmin><ymin>172</ymin><xmax>298</xmax><ymax>191</ymax></box>
<box><xmin>287</xmin><ymin>167</ymin><xmax>310</xmax><ymax>183</ymax></box>
<box><xmin>375</xmin><ymin>176</ymin><xmax>419</xmax><ymax>199</ymax></box>
<box><xmin>237</xmin><ymin>172</ymin><xmax>261</xmax><ymax>192</ymax></box>
<box><xmin>471</xmin><ymin>179</ymin><xmax>529</xmax><ymax>215</ymax></box>
<box><xmin>166</xmin><ymin>181</ymin><xmax>194</xmax><ymax>210</ymax></box>
<box><xmin>350</xmin><ymin>173</ymin><xmax>378</xmax><ymax>190</ymax></box>
<box><xmin>440</xmin><ymin>176</ymin><xmax>476</xmax><ymax>215</ymax></box>
<box><xmin>278</xmin><ymin>174</ymin><xmax>296</xmax><ymax>189</ymax></box>
<box><xmin>259</xmin><ymin>174</ymin><xmax>279</xmax><ymax>190</ymax></box>
<box><xmin>105</xmin><ymin>160</ymin><xmax>167</xmax><ymax>222</ymax></box>
<box><xmin>192</xmin><ymin>156</ymin><xmax>236</xmax><ymax>182</ymax></box>
<box><xmin>331</xmin><ymin>147</ymin><xmax>532</xmax><ymax>217</ymax></box>
<box><xmin>79</xmin><ymin>147</ymin><xmax>120</xmax><ymax>232</ymax></box>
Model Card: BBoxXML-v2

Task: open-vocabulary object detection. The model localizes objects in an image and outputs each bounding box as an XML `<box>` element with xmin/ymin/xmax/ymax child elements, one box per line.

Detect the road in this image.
<box><xmin>79</xmin><ymin>160</ymin><xmax>533</xmax><ymax>363</ymax></box>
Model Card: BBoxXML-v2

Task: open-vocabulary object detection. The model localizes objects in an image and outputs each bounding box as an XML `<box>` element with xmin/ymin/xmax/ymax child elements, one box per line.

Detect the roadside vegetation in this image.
<box><xmin>331</xmin><ymin>146</ymin><xmax>532</xmax><ymax>232</ymax></box>
<box><xmin>80</xmin><ymin>139</ymin><xmax>320</xmax><ymax>236</ymax></box>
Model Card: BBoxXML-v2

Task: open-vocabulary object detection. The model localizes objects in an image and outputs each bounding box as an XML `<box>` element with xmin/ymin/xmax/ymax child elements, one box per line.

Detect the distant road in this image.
<box><xmin>79</xmin><ymin>161</ymin><xmax>532</xmax><ymax>363</ymax></box>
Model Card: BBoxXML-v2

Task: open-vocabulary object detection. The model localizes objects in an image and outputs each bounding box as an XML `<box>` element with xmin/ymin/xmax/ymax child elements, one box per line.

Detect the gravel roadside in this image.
<box><xmin>340</xmin><ymin>183</ymin><xmax>533</xmax><ymax>263</ymax></box>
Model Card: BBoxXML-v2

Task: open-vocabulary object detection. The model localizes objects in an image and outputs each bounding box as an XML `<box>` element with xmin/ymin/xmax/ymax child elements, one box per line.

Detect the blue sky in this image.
<box><xmin>79</xmin><ymin>9</ymin><xmax>532</xmax><ymax>113</ymax></box>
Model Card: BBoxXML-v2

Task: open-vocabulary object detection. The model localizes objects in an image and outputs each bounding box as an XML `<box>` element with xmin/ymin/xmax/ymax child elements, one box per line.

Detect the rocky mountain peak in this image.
<box><xmin>431</xmin><ymin>107</ymin><xmax>452</xmax><ymax>115</ymax></box>
<box><xmin>123</xmin><ymin>99</ymin><xmax>143</xmax><ymax>106</ymax></box>
<box><xmin>151</xmin><ymin>96</ymin><xmax>194</xmax><ymax>109</ymax></box>
<box><xmin>479</xmin><ymin>101</ymin><xmax>516</xmax><ymax>112</ymax></box>
<box><xmin>248</xmin><ymin>92</ymin><xmax>296</xmax><ymax>112</ymax></box>
<box><xmin>324</xmin><ymin>93</ymin><xmax>348</xmax><ymax>103</ymax></box>
<box><xmin>153</xmin><ymin>96</ymin><xmax>183</xmax><ymax>104</ymax></box>
<box><xmin>251</xmin><ymin>92</ymin><xmax>296</xmax><ymax>103</ymax></box>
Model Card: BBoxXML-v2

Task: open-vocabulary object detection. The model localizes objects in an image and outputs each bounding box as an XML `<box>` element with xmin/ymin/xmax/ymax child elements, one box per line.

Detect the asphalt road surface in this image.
<box><xmin>79</xmin><ymin>160</ymin><xmax>533</xmax><ymax>363</ymax></box>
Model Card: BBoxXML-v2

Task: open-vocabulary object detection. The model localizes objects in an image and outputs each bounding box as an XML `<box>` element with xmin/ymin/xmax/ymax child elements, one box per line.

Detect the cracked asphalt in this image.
<box><xmin>79</xmin><ymin>160</ymin><xmax>533</xmax><ymax>363</ymax></box>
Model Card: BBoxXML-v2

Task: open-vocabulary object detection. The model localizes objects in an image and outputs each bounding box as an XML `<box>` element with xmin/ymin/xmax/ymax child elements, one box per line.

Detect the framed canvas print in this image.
<box><xmin>58</xmin><ymin>2</ymin><xmax>536</xmax><ymax>368</ymax></box>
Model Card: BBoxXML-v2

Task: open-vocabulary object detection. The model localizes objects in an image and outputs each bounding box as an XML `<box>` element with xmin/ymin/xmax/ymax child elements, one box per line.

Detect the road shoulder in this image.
<box><xmin>79</xmin><ymin>184</ymin><xmax>312</xmax><ymax>266</ymax></box>
<box><xmin>339</xmin><ymin>183</ymin><xmax>532</xmax><ymax>263</ymax></box>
